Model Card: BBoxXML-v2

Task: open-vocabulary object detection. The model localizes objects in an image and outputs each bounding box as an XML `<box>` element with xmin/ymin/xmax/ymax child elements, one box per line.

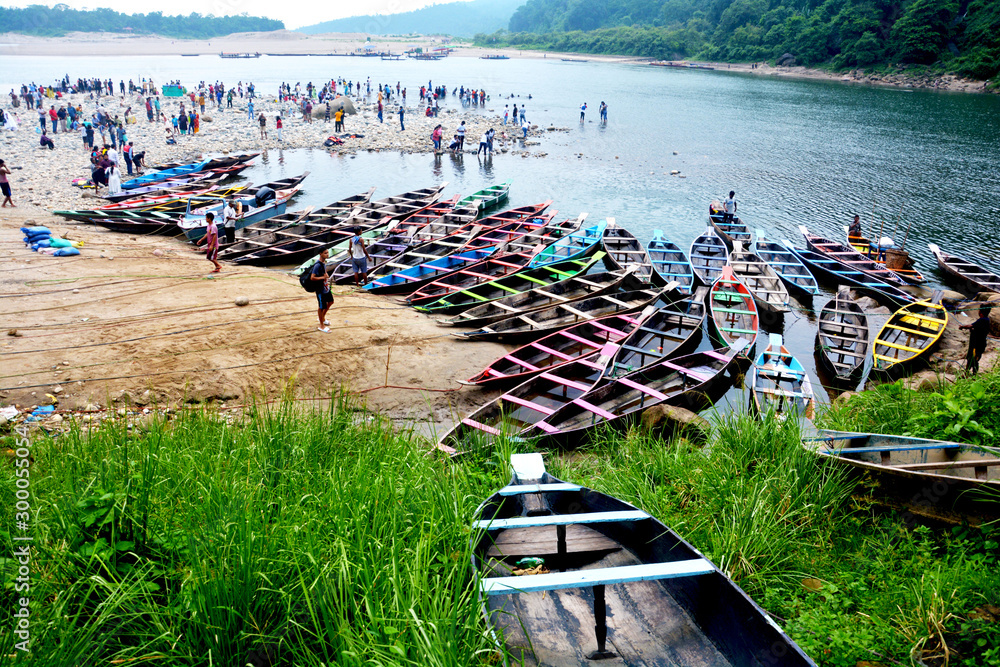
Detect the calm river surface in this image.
<box><xmin>5</xmin><ymin>55</ymin><xmax>1000</xmax><ymax>407</ymax></box>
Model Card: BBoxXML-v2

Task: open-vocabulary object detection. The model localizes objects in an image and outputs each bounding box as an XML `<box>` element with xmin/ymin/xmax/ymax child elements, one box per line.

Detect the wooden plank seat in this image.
<box><xmin>475</xmin><ymin>510</ymin><xmax>649</xmax><ymax>530</ymax></box>
<box><xmin>481</xmin><ymin>558</ymin><xmax>714</xmax><ymax>595</ymax></box>
<box><xmin>895</xmin><ymin>459</ymin><xmax>1000</xmax><ymax>471</ymax></box>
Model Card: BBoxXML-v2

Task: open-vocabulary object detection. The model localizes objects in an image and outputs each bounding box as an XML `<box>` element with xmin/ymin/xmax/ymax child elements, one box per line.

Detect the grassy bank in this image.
<box><xmin>2</xmin><ymin>394</ymin><xmax>999</xmax><ymax>665</ymax></box>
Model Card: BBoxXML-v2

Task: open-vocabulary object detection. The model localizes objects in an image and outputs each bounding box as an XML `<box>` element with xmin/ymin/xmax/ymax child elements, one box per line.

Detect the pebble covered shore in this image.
<box><xmin>0</xmin><ymin>88</ymin><xmax>554</xmax><ymax>211</ymax></box>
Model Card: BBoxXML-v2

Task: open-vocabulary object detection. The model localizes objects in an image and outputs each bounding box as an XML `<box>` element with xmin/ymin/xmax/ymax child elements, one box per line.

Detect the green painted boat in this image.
<box><xmin>456</xmin><ymin>180</ymin><xmax>511</xmax><ymax>212</ymax></box>
<box><xmin>709</xmin><ymin>266</ymin><xmax>759</xmax><ymax>349</ymax></box>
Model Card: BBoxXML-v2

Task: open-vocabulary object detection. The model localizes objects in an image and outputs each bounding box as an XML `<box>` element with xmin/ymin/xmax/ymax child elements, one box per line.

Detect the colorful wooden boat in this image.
<box><xmin>606</xmin><ymin>286</ymin><xmax>707</xmax><ymax>378</ymax></box>
<box><xmin>121</xmin><ymin>160</ymin><xmax>213</xmax><ymax>190</ymax></box>
<box><xmin>843</xmin><ymin>226</ymin><xmax>926</xmax><ymax>284</ymax></box>
<box><xmin>464</xmin><ymin>306</ymin><xmax>658</xmax><ymax>388</ymax></box>
<box><xmin>527</xmin><ymin>220</ymin><xmax>606</xmax><ymax>269</ymax></box>
<box><xmin>456</xmin><ymin>180</ymin><xmax>510</xmax><ymax>212</ymax></box>
<box><xmin>780</xmin><ymin>241</ymin><xmax>916</xmax><ymax>307</ymax></box>
<box><xmin>601</xmin><ymin>220</ymin><xmax>661</xmax><ymax>284</ymax></box>
<box><xmin>345</xmin><ymin>183</ymin><xmax>448</xmax><ymax>223</ymax></box>
<box><xmin>709</xmin><ymin>266</ymin><xmax>759</xmax><ymax>348</ymax></box>
<box><xmin>799</xmin><ymin>226</ymin><xmax>909</xmax><ymax>287</ymax></box>
<box><xmin>753</xmin><ymin>229</ymin><xmax>819</xmax><ymax>297</ymax></box>
<box><xmin>100</xmin><ymin>172</ymin><xmax>221</xmax><ymax>203</ymax></box>
<box><xmin>750</xmin><ymin>333</ymin><xmax>816</xmax><ymax>419</ymax></box>
<box><xmin>327</xmin><ymin>235</ymin><xmax>417</xmax><ymax>283</ymax></box>
<box><xmin>416</xmin><ymin>255</ymin><xmax>605</xmax><ymax>316</ymax></box>
<box><xmin>928</xmin><ymin>243</ymin><xmax>1000</xmax><ymax>296</ymax></box>
<box><xmin>180</xmin><ymin>188</ymin><xmax>299</xmax><ymax>241</ymax></box>
<box><xmin>728</xmin><ymin>241</ymin><xmax>791</xmax><ymax>314</ymax></box>
<box><xmin>689</xmin><ymin>227</ymin><xmax>728</xmax><ymax>286</ymax></box>
<box><xmin>871</xmin><ymin>296</ymin><xmax>948</xmax><ymax>375</ymax></box>
<box><xmin>709</xmin><ymin>201</ymin><xmax>752</xmax><ymax>249</ymax></box>
<box><xmin>647</xmin><ymin>230</ymin><xmax>694</xmax><ymax>294</ymax></box>
<box><xmin>456</xmin><ymin>286</ymin><xmax>672</xmax><ymax>342</ymax></box>
<box><xmin>440</xmin><ymin>265</ymin><xmax>627</xmax><ymax>329</ymax></box>
<box><xmin>471</xmin><ymin>453</ymin><xmax>816</xmax><ymax>665</ymax></box>
<box><xmin>522</xmin><ymin>341</ymin><xmax>750</xmax><ymax>446</ymax></box>
<box><xmin>803</xmin><ymin>430</ymin><xmax>1000</xmax><ymax>524</ymax></box>
<box><xmin>816</xmin><ymin>287</ymin><xmax>870</xmax><ymax>381</ymax></box>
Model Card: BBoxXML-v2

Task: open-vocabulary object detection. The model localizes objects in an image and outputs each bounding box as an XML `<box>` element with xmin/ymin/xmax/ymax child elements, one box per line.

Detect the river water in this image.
<box><xmin>5</xmin><ymin>54</ymin><xmax>1000</xmax><ymax>407</ymax></box>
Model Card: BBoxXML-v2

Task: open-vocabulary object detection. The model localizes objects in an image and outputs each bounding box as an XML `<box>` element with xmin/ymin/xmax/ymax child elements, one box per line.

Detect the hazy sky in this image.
<box><xmin>4</xmin><ymin>0</ymin><xmax>456</xmax><ymax>30</ymax></box>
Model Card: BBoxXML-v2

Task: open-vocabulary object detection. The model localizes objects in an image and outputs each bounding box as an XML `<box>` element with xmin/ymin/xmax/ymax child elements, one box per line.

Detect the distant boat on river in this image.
<box><xmin>649</xmin><ymin>60</ymin><xmax>714</xmax><ymax>70</ymax></box>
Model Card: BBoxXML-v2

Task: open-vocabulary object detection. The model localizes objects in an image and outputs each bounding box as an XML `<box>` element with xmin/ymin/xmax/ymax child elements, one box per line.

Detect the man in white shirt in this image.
<box><xmin>477</xmin><ymin>131</ymin><xmax>489</xmax><ymax>156</ymax></box>
<box><xmin>106</xmin><ymin>146</ymin><xmax>118</xmax><ymax>166</ymax></box>
<box><xmin>222</xmin><ymin>198</ymin><xmax>239</xmax><ymax>245</ymax></box>
<box><xmin>723</xmin><ymin>191</ymin><xmax>737</xmax><ymax>224</ymax></box>
<box><xmin>349</xmin><ymin>226</ymin><xmax>373</xmax><ymax>287</ymax></box>
<box><xmin>456</xmin><ymin>121</ymin><xmax>466</xmax><ymax>151</ymax></box>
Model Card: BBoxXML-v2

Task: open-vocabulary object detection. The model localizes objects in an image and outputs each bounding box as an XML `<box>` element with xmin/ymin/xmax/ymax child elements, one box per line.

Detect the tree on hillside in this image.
<box><xmin>890</xmin><ymin>0</ymin><xmax>958</xmax><ymax>63</ymax></box>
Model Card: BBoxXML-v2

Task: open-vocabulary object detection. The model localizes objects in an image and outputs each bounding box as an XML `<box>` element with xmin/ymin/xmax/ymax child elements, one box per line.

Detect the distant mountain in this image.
<box><xmin>0</xmin><ymin>6</ymin><xmax>282</xmax><ymax>38</ymax></box>
<box><xmin>296</xmin><ymin>0</ymin><xmax>526</xmax><ymax>38</ymax></box>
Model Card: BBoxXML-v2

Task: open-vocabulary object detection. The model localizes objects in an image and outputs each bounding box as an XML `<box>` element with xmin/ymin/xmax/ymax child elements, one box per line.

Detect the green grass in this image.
<box><xmin>2</xmin><ymin>394</ymin><xmax>998</xmax><ymax>666</ymax></box>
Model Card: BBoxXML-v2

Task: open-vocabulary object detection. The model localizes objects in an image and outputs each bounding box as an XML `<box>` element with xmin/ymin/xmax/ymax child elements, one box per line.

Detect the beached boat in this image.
<box><xmin>928</xmin><ymin>243</ymin><xmax>1000</xmax><ymax>296</ymax></box>
<box><xmin>871</xmin><ymin>297</ymin><xmax>948</xmax><ymax>376</ymax></box>
<box><xmin>471</xmin><ymin>453</ymin><xmax>816</xmax><ymax>666</ymax></box>
<box><xmin>121</xmin><ymin>161</ymin><xmax>212</xmax><ymax>190</ymax></box>
<box><xmin>521</xmin><ymin>341</ymin><xmax>750</xmax><ymax>447</ymax></box>
<box><xmin>179</xmin><ymin>188</ymin><xmax>299</xmax><ymax>241</ymax></box>
<box><xmin>780</xmin><ymin>241</ymin><xmax>916</xmax><ymax>307</ymax></box>
<box><xmin>601</xmin><ymin>220</ymin><xmax>661</xmax><ymax>284</ymax></box>
<box><xmin>440</xmin><ymin>265</ymin><xmax>629</xmax><ymax>329</ymax></box>
<box><xmin>457</xmin><ymin>180</ymin><xmax>510</xmax><ymax>212</ymax></box>
<box><xmin>816</xmin><ymin>287</ymin><xmax>870</xmax><ymax>381</ymax></box>
<box><xmin>749</xmin><ymin>334</ymin><xmax>816</xmax><ymax>419</ymax></box>
<box><xmin>709</xmin><ymin>266</ymin><xmax>759</xmax><ymax>348</ymax></box>
<box><xmin>606</xmin><ymin>286</ymin><xmax>707</xmax><ymax>378</ymax></box>
<box><xmin>799</xmin><ymin>226</ymin><xmax>909</xmax><ymax>287</ymax></box>
<box><xmin>527</xmin><ymin>220</ymin><xmax>606</xmax><ymax>269</ymax></box>
<box><xmin>728</xmin><ymin>241</ymin><xmax>791</xmax><ymax>315</ymax></box>
<box><xmin>689</xmin><ymin>227</ymin><xmax>728</xmax><ymax>285</ymax></box>
<box><xmin>647</xmin><ymin>230</ymin><xmax>694</xmax><ymax>294</ymax></box>
<box><xmin>843</xmin><ymin>226</ymin><xmax>926</xmax><ymax>284</ymax></box>
<box><xmin>457</xmin><ymin>286</ymin><xmax>672</xmax><ymax>342</ymax></box>
<box><xmin>753</xmin><ymin>230</ymin><xmax>820</xmax><ymax>298</ymax></box>
<box><xmin>803</xmin><ymin>430</ymin><xmax>1000</xmax><ymax>524</ymax></box>
<box><xmin>709</xmin><ymin>201</ymin><xmax>752</xmax><ymax>249</ymax></box>
<box><xmin>464</xmin><ymin>306</ymin><xmax>658</xmax><ymax>388</ymax></box>
<box><xmin>327</xmin><ymin>235</ymin><xmax>417</xmax><ymax>283</ymax></box>
<box><xmin>99</xmin><ymin>172</ymin><xmax>223</xmax><ymax>203</ymax></box>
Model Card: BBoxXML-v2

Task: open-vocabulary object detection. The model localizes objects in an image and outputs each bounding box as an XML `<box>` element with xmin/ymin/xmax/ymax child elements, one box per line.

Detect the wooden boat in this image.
<box><xmin>709</xmin><ymin>266</ymin><xmax>759</xmax><ymax>348</ymax></box>
<box><xmin>148</xmin><ymin>153</ymin><xmax>259</xmax><ymax>173</ymax></box>
<box><xmin>753</xmin><ymin>229</ymin><xmax>819</xmax><ymax>298</ymax></box>
<box><xmin>803</xmin><ymin>430</ymin><xmax>1000</xmax><ymax>524</ymax></box>
<box><xmin>100</xmin><ymin>172</ymin><xmax>221</xmax><ymax>203</ymax></box>
<box><xmin>327</xmin><ymin>235</ymin><xmax>416</xmax><ymax>283</ymax></box>
<box><xmin>416</xmin><ymin>256</ymin><xmax>605</xmax><ymax>316</ymax></box>
<box><xmin>709</xmin><ymin>201</ymin><xmax>752</xmax><ymax>249</ymax></box>
<box><xmin>750</xmin><ymin>334</ymin><xmax>816</xmax><ymax>419</ymax></box>
<box><xmin>456</xmin><ymin>286</ymin><xmax>672</xmax><ymax>342</ymax></box>
<box><xmin>606</xmin><ymin>286</ymin><xmax>707</xmax><ymax>378</ymax></box>
<box><xmin>647</xmin><ymin>230</ymin><xmax>694</xmax><ymax>294</ymax></box>
<box><xmin>521</xmin><ymin>342</ymin><xmax>750</xmax><ymax>446</ymax></box>
<box><xmin>366</xmin><ymin>203</ymin><xmax>554</xmax><ymax>283</ymax></box>
<box><xmin>437</xmin><ymin>350</ymin><xmax>619</xmax><ymax>452</ymax></box>
<box><xmin>928</xmin><ymin>243</ymin><xmax>1000</xmax><ymax>296</ymax></box>
<box><xmin>816</xmin><ymin>287</ymin><xmax>870</xmax><ymax>381</ymax></box>
<box><xmin>527</xmin><ymin>220</ymin><xmax>605</xmax><ymax>269</ymax></box>
<box><xmin>219</xmin><ymin>188</ymin><xmax>375</xmax><ymax>261</ymax></box>
<box><xmin>121</xmin><ymin>161</ymin><xmax>212</xmax><ymax>190</ymax></box>
<box><xmin>843</xmin><ymin>226</ymin><xmax>926</xmax><ymax>284</ymax></box>
<box><xmin>780</xmin><ymin>241</ymin><xmax>916</xmax><ymax>307</ymax></box>
<box><xmin>440</xmin><ymin>266</ymin><xmax>628</xmax><ymax>329</ymax></box>
<box><xmin>689</xmin><ymin>227</ymin><xmax>728</xmax><ymax>286</ymax></box>
<box><xmin>456</xmin><ymin>180</ymin><xmax>510</xmax><ymax>212</ymax></box>
<box><xmin>179</xmin><ymin>188</ymin><xmax>299</xmax><ymax>241</ymax></box>
<box><xmin>472</xmin><ymin>453</ymin><xmax>816</xmax><ymax>665</ymax></box>
<box><xmin>601</xmin><ymin>220</ymin><xmax>661</xmax><ymax>285</ymax></box>
<box><xmin>344</xmin><ymin>183</ymin><xmax>448</xmax><ymax>224</ymax></box>
<box><xmin>871</xmin><ymin>296</ymin><xmax>948</xmax><ymax>375</ymax></box>
<box><xmin>728</xmin><ymin>241</ymin><xmax>791</xmax><ymax>314</ymax></box>
<box><xmin>404</xmin><ymin>249</ymin><xmax>554</xmax><ymax>306</ymax></box>
<box><xmin>799</xmin><ymin>226</ymin><xmax>909</xmax><ymax>287</ymax></box>
<box><xmin>464</xmin><ymin>306</ymin><xmax>658</xmax><ymax>388</ymax></box>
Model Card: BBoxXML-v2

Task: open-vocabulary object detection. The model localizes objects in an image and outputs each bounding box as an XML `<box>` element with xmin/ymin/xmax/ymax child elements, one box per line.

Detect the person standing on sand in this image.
<box><xmin>0</xmin><ymin>160</ymin><xmax>15</xmax><ymax>207</ymax></box>
<box><xmin>223</xmin><ymin>197</ymin><xmax>239</xmax><ymax>245</ymax></box>
<box><xmin>258</xmin><ymin>113</ymin><xmax>267</xmax><ymax>140</ymax></box>
<box><xmin>959</xmin><ymin>306</ymin><xmax>992</xmax><ymax>375</ymax></box>
<box><xmin>349</xmin><ymin>226</ymin><xmax>372</xmax><ymax>287</ymax></box>
<box><xmin>398</xmin><ymin>105</ymin><xmax>405</xmax><ymax>131</ymax></box>
<box><xmin>275</xmin><ymin>115</ymin><xmax>283</xmax><ymax>141</ymax></box>
<box><xmin>196</xmin><ymin>212</ymin><xmax>222</xmax><ymax>273</ymax></box>
<box><xmin>377</xmin><ymin>99</ymin><xmax>383</xmax><ymax>123</ymax></box>
<box><xmin>311</xmin><ymin>248</ymin><xmax>334</xmax><ymax>332</ymax></box>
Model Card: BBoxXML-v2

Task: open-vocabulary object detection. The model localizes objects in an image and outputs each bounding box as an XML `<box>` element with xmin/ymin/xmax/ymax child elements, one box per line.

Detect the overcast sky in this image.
<box><xmin>4</xmin><ymin>0</ymin><xmax>455</xmax><ymax>30</ymax></box>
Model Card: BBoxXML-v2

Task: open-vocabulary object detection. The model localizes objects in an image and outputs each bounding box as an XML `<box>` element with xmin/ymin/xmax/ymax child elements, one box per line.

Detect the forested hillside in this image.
<box><xmin>0</xmin><ymin>5</ymin><xmax>283</xmax><ymax>38</ymax></box>
<box><xmin>297</xmin><ymin>0</ymin><xmax>526</xmax><ymax>38</ymax></box>
<box><xmin>483</xmin><ymin>0</ymin><xmax>999</xmax><ymax>78</ymax></box>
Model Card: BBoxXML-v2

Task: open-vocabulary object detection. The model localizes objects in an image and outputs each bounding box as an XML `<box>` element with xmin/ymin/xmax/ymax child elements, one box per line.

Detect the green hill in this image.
<box><xmin>297</xmin><ymin>0</ymin><xmax>528</xmax><ymax>38</ymax></box>
<box><xmin>483</xmin><ymin>0</ymin><xmax>999</xmax><ymax>79</ymax></box>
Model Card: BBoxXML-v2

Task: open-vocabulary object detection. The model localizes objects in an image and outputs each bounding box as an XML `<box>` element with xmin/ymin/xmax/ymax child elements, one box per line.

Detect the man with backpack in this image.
<box><xmin>300</xmin><ymin>248</ymin><xmax>334</xmax><ymax>332</ymax></box>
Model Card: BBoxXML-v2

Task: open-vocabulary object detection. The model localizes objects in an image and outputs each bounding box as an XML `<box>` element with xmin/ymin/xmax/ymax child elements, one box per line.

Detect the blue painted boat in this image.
<box><xmin>647</xmin><ymin>229</ymin><xmax>694</xmax><ymax>294</ymax></box>
<box><xmin>749</xmin><ymin>333</ymin><xmax>816</xmax><ymax>419</ymax></box>
<box><xmin>363</xmin><ymin>246</ymin><xmax>498</xmax><ymax>292</ymax></box>
<box><xmin>121</xmin><ymin>161</ymin><xmax>212</xmax><ymax>190</ymax></box>
<box><xmin>689</xmin><ymin>227</ymin><xmax>728</xmax><ymax>285</ymax></box>
<box><xmin>179</xmin><ymin>188</ymin><xmax>298</xmax><ymax>241</ymax></box>
<box><xmin>527</xmin><ymin>219</ymin><xmax>606</xmax><ymax>268</ymax></box>
<box><xmin>779</xmin><ymin>241</ymin><xmax>916</xmax><ymax>306</ymax></box>
<box><xmin>753</xmin><ymin>229</ymin><xmax>819</xmax><ymax>297</ymax></box>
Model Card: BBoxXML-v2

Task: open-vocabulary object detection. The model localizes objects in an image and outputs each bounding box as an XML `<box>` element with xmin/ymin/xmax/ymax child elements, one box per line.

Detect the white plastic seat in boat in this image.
<box><xmin>481</xmin><ymin>558</ymin><xmax>714</xmax><ymax>595</ymax></box>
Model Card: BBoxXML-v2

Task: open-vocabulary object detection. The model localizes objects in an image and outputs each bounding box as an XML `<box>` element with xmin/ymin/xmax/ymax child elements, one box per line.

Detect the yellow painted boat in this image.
<box><xmin>872</xmin><ymin>298</ymin><xmax>948</xmax><ymax>373</ymax></box>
